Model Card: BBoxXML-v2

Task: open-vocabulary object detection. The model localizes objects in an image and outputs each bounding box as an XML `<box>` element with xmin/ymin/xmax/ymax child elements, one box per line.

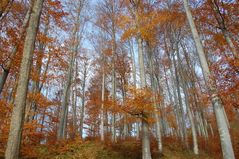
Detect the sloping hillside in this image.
<box><xmin>35</xmin><ymin>140</ymin><xmax>214</xmax><ymax>159</ymax></box>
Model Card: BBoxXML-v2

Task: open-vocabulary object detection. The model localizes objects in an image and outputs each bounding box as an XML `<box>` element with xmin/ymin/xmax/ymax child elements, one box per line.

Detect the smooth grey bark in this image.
<box><xmin>137</xmin><ymin>37</ymin><xmax>146</xmax><ymax>87</ymax></box>
<box><xmin>175</xmin><ymin>44</ymin><xmax>198</xmax><ymax>154</ymax></box>
<box><xmin>151</xmin><ymin>67</ymin><xmax>163</xmax><ymax>152</ymax></box>
<box><xmin>100</xmin><ymin>0</ymin><xmax>117</xmax><ymax>142</ymax></box>
<box><xmin>179</xmin><ymin>65</ymin><xmax>199</xmax><ymax>155</ymax></box>
<box><xmin>57</xmin><ymin>60</ymin><xmax>73</xmax><ymax>139</ymax></box>
<box><xmin>180</xmin><ymin>42</ymin><xmax>209</xmax><ymax>140</ymax></box>
<box><xmin>71</xmin><ymin>85</ymin><xmax>76</xmax><ymax>139</ymax></box>
<box><xmin>5</xmin><ymin>0</ymin><xmax>44</xmax><ymax>158</ymax></box>
<box><xmin>163</xmin><ymin>35</ymin><xmax>183</xmax><ymax>139</ymax></box>
<box><xmin>209</xmin><ymin>123</ymin><xmax>214</xmax><ymax>136</ymax></box>
<box><xmin>79</xmin><ymin>60</ymin><xmax>87</xmax><ymax>138</ymax></box>
<box><xmin>129</xmin><ymin>40</ymin><xmax>137</xmax><ymax>87</ymax></box>
<box><xmin>40</xmin><ymin>88</ymin><xmax>49</xmax><ymax>133</ymax></box>
<box><xmin>147</xmin><ymin>43</ymin><xmax>162</xmax><ymax>153</ymax></box>
<box><xmin>155</xmin><ymin>80</ymin><xmax>164</xmax><ymax>136</ymax></box>
<box><xmin>128</xmin><ymin>1</ymin><xmax>151</xmax><ymax>158</ymax></box>
<box><xmin>39</xmin><ymin>52</ymin><xmax>52</xmax><ymax>91</ymax></box>
<box><xmin>137</xmin><ymin>37</ymin><xmax>151</xmax><ymax>159</ymax></box>
<box><xmin>123</xmin><ymin>113</ymin><xmax>128</xmax><ymax>139</ymax></box>
<box><xmin>154</xmin><ymin>60</ymin><xmax>167</xmax><ymax>136</ymax></box>
<box><xmin>111</xmin><ymin>50</ymin><xmax>117</xmax><ymax>141</ymax></box>
<box><xmin>71</xmin><ymin>62</ymin><xmax>78</xmax><ymax>139</ymax></box>
<box><xmin>163</xmin><ymin>63</ymin><xmax>179</xmax><ymax>136</ymax></box>
<box><xmin>111</xmin><ymin>38</ymin><xmax>117</xmax><ymax>142</ymax></box>
<box><xmin>121</xmin><ymin>80</ymin><xmax>128</xmax><ymax>139</ymax></box>
<box><xmin>0</xmin><ymin>2</ymin><xmax>33</xmax><ymax>94</ymax></box>
<box><xmin>187</xmin><ymin>107</ymin><xmax>199</xmax><ymax>155</ymax></box>
<box><xmin>57</xmin><ymin>5</ymin><xmax>81</xmax><ymax>139</ymax></box>
<box><xmin>118</xmin><ymin>65</ymin><xmax>128</xmax><ymax>139</ymax></box>
<box><xmin>183</xmin><ymin>0</ymin><xmax>235</xmax><ymax>158</ymax></box>
<box><xmin>129</xmin><ymin>39</ymin><xmax>139</xmax><ymax>139</ymax></box>
<box><xmin>100</xmin><ymin>56</ymin><xmax>105</xmax><ymax>141</ymax></box>
<box><xmin>142</xmin><ymin>119</ymin><xmax>151</xmax><ymax>159</ymax></box>
<box><xmin>172</xmin><ymin>49</ymin><xmax>188</xmax><ymax>148</ymax></box>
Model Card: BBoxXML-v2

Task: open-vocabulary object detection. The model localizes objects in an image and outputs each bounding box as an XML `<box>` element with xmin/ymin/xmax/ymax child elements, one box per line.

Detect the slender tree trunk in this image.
<box><xmin>129</xmin><ymin>39</ymin><xmax>139</xmax><ymax>139</ymax></box>
<box><xmin>183</xmin><ymin>0</ymin><xmax>235</xmax><ymax>158</ymax></box>
<box><xmin>57</xmin><ymin>53</ymin><xmax>74</xmax><ymax>139</ymax></box>
<box><xmin>111</xmin><ymin>50</ymin><xmax>116</xmax><ymax>142</ymax></box>
<box><xmin>180</xmin><ymin>42</ymin><xmax>209</xmax><ymax>140</ymax></box>
<box><xmin>176</xmin><ymin>43</ymin><xmax>199</xmax><ymax>154</ymax></box>
<box><xmin>164</xmin><ymin>36</ymin><xmax>183</xmax><ymax>140</ymax></box>
<box><xmin>39</xmin><ymin>52</ymin><xmax>52</xmax><ymax>91</ymax></box>
<box><xmin>162</xmin><ymin>64</ymin><xmax>179</xmax><ymax>137</ymax></box>
<box><xmin>40</xmin><ymin>88</ymin><xmax>48</xmax><ymax>134</ymax></box>
<box><xmin>79</xmin><ymin>61</ymin><xmax>87</xmax><ymax>138</ymax></box>
<box><xmin>129</xmin><ymin>39</ymin><xmax>137</xmax><ymax>87</ymax></box>
<box><xmin>137</xmin><ymin>36</ymin><xmax>151</xmax><ymax>159</ymax></box>
<box><xmin>57</xmin><ymin>10</ymin><xmax>81</xmax><ymax>140</ymax></box>
<box><xmin>172</xmin><ymin>49</ymin><xmax>188</xmax><ymax>148</ymax></box>
<box><xmin>181</xmin><ymin>73</ymin><xmax>199</xmax><ymax>155</ymax></box>
<box><xmin>72</xmin><ymin>61</ymin><xmax>78</xmax><ymax>139</ymax></box>
<box><xmin>100</xmin><ymin>58</ymin><xmax>105</xmax><ymax>141</ymax></box>
<box><xmin>111</xmin><ymin>5</ymin><xmax>117</xmax><ymax>142</ymax></box>
<box><xmin>147</xmin><ymin>43</ymin><xmax>162</xmax><ymax>153</ymax></box>
<box><xmin>5</xmin><ymin>0</ymin><xmax>44</xmax><ymax>158</ymax></box>
<box><xmin>209</xmin><ymin>123</ymin><xmax>214</xmax><ymax>137</ymax></box>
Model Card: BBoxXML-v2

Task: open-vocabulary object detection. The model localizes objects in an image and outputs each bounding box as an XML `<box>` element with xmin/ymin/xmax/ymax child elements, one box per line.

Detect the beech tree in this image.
<box><xmin>5</xmin><ymin>0</ymin><xmax>44</xmax><ymax>158</ymax></box>
<box><xmin>183</xmin><ymin>0</ymin><xmax>235</xmax><ymax>158</ymax></box>
<box><xmin>57</xmin><ymin>0</ymin><xmax>86</xmax><ymax>140</ymax></box>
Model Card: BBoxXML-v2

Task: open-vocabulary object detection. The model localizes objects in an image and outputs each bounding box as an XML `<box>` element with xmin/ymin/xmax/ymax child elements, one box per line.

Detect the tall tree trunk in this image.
<box><xmin>142</xmin><ymin>119</ymin><xmax>151</xmax><ymax>159</ymax></box>
<box><xmin>177</xmin><ymin>52</ymin><xmax>199</xmax><ymax>154</ymax></box>
<box><xmin>57</xmin><ymin>6</ymin><xmax>81</xmax><ymax>139</ymax></box>
<box><xmin>163</xmin><ymin>36</ymin><xmax>183</xmax><ymax>140</ymax></box>
<box><xmin>137</xmin><ymin>36</ymin><xmax>151</xmax><ymax>159</ymax></box>
<box><xmin>129</xmin><ymin>39</ymin><xmax>137</xmax><ymax>87</ymax></box>
<box><xmin>72</xmin><ymin>61</ymin><xmax>78</xmax><ymax>139</ymax></box>
<box><xmin>100</xmin><ymin>56</ymin><xmax>105</xmax><ymax>141</ymax></box>
<box><xmin>79</xmin><ymin>61</ymin><xmax>87</xmax><ymax>138</ymax></box>
<box><xmin>129</xmin><ymin>39</ymin><xmax>139</xmax><ymax>139</ymax></box>
<box><xmin>111</xmin><ymin>45</ymin><xmax>117</xmax><ymax>142</ymax></box>
<box><xmin>183</xmin><ymin>0</ymin><xmax>235</xmax><ymax>158</ymax></box>
<box><xmin>111</xmin><ymin>2</ymin><xmax>117</xmax><ymax>142</ymax></box>
<box><xmin>147</xmin><ymin>43</ymin><xmax>162</xmax><ymax>153</ymax></box>
<box><xmin>5</xmin><ymin>0</ymin><xmax>44</xmax><ymax>158</ymax></box>
<box><xmin>172</xmin><ymin>48</ymin><xmax>188</xmax><ymax>148</ymax></box>
<box><xmin>180</xmin><ymin>42</ymin><xmax>209</xmax><ymax>140</ymax></box>
<box><xmin>57</xmin><ymin>48</ymin><xmax>76</xmax><ymax>139</ymax></box>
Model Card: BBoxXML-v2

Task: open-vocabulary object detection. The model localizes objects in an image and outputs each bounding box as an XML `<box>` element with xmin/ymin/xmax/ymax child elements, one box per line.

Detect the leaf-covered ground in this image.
<box><xmin>34</xmin><ymin>140</ymin><xmax>213</xmax><ymax>159</ymax></box>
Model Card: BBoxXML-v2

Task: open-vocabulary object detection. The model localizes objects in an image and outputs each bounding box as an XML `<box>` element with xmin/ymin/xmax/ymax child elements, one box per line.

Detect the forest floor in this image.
<box><xmin>0</xmin><ymin>138</ymin><xmax>215</xmax><ymax>159</ymax></box>
<box><xmin>33</xmin><ymin>139</ymin><xmax>214</xmax><ymax>159</ymax></box>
